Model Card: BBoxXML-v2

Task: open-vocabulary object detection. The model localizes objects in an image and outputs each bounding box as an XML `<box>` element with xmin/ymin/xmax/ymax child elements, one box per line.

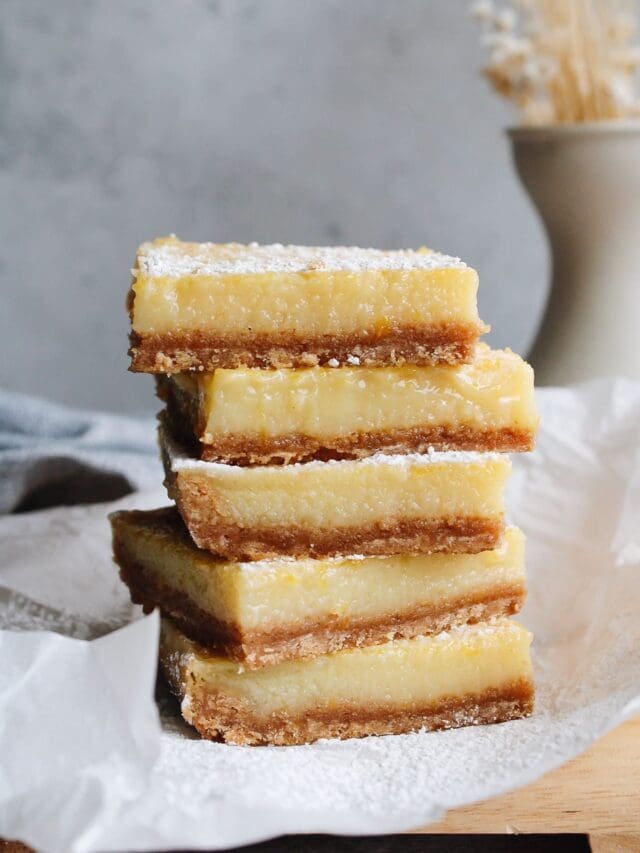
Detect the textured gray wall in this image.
<box><xmin>1</xmin><ymin>0</ymin><xmax>548</xmax><ymax>414</ymax></box>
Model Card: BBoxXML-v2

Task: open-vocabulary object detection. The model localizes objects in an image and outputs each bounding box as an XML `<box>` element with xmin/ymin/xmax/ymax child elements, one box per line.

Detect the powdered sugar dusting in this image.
<box><xmin>137</xmin><ymin>237</ymin><xmax>468</xmax><ymax>277</ymax></box>
<box><xmin>239</xmin><ymin>553</ymin><xmax>369</xmax><ymax>571</ymax></box>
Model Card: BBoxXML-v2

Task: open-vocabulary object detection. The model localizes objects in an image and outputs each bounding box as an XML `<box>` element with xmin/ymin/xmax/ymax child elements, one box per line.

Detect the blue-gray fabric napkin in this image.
<box><xmin>0</xmin><ymin>389</ymin><xmax>160</xmax><ymax>514</ymax></box>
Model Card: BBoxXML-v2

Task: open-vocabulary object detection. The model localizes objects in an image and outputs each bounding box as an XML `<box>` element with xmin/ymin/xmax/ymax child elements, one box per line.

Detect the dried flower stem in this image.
<box><xmin>472</xmin><ymin>0</ymin><xmax>640</xmax><ymax>124</ymax></box>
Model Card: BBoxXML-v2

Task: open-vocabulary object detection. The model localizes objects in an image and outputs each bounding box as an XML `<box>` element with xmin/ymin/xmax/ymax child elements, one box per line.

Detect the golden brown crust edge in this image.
<box><xmin>159</xmin><ymin>385</ymin><xmax>535</xmax><ymax>463</ymax></box>
<box><xmin>159</xmin><ymin>434</ymin><xmax>505</xmax><ymax>559</ymax></box>
<box><xmin>201</xmin><ymin>427</ymin><xmax>535</xmax><ymax>464</ymax></box>
<box><xmin>173</xmin><ymin>488</ymin><xmax>501</xmax><ymax>563</ymax></box>
<box><xmin>161</xmin><ymin>663</ymin><xmax>535</xmax><ymax>746</ymax></box>
<box><xmin>113</xmin><ymin>535</ymin><xmax>525</xmax><ymax>668</ymax></box>
<box><xmin>130</xmin><ymin>323</ymin><xmax>484</xmax><ymax>373</ymax></box>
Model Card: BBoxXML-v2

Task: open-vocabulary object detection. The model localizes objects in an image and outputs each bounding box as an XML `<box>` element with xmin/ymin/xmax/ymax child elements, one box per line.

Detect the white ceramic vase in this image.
<box><xmin>509</xmin><ymin>122</ymin><xmax>640</xmax><ymax>385</ymax></box>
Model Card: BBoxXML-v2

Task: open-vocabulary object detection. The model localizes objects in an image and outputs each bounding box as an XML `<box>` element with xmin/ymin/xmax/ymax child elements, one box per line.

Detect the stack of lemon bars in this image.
<box><xmin>110</xmin><ymin>236</ymin><xmax>539</xmax><ymax>746</ymax></box>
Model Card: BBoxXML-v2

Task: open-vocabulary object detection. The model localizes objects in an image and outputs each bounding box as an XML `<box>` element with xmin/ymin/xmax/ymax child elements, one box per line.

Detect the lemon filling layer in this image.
<box><xmin>131</xmin><ymin>237</ymin><xmax>484</xmax><ymax>336</ymax></box>
<box><xmin>161</xmin><ymin>423</ymin><xmax>511</xmax><ymax>532</ymax></box>
<box><xmin>162</xmin><ymin>617</ymin><xmax>533</xmax><ymax>717</ymax></box>
<box><xmin>166</xmin><ymin>344</ymin><xmax>537</xmax><ymax>447</ymax></box>
<box><xmin>111</xmin><ymin>509</ymin><xmax>525</xmax><ymax>632</ymax></box>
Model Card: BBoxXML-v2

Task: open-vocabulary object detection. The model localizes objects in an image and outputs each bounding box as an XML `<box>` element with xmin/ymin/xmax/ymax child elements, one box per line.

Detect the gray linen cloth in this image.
<box><xmin>0</xmin><ymin>389</ymin><xmax>161</xmax><ymax>514</ymax></box>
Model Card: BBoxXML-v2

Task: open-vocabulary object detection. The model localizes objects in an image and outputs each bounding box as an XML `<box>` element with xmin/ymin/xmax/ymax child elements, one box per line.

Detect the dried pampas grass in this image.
<box><xmin>471</xmin><ymin>0</ymin><xmax>640</xmax><ymax>124</ymax></box>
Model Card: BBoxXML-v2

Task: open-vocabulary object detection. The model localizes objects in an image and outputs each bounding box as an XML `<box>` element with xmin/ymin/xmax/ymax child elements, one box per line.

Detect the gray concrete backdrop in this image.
<box><xmin>1</xmin><ymin>0</ymin><xmax>548</xmax><ymax>414</ymax></box>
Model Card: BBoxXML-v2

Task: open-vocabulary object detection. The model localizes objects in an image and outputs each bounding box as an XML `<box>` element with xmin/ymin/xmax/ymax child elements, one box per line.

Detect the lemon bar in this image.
<box><xmin>111</xmin><ymin>507</ymin><xmax>526</xmax><ymax>668</ymax></box>
<box><xmin>158</xmin><ymin>344</ymin><xmax>537</xmax><ymax>464</ymax></box>
<box><xmin>128</xmin><ymin>237</ymin><xmax>487</xmax><ymax>372</ymax></box>
<box><xmin>159</xmin><ymin>417</ymin><xmax>510</xmax><ymax>560</ymax></box>
<box><xmin>160</xmin><ymin>617</ymin><xmax>534</xmax><ymax>745</ymax></box>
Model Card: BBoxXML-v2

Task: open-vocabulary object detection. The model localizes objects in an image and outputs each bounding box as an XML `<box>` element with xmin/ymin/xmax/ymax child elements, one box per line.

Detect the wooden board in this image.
<box><xmin>421</xmin><ymin>716</ymin><xmax>640</xmax><ymax>840</ymax></box>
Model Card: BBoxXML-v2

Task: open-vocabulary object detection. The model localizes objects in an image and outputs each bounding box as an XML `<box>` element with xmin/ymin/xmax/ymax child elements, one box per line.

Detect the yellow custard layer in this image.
<box><xmin>111</xmin><ymin>508</ymin><xmax>525</xmax><ymax>632</ymax></box>
<box><xmin>161</xmin><ymin>617</ymin><xmax>533</xmax><ymax>716</ymax></box>
<box><xmin>166</xmin><ymin>344</ymin><xmax>537</xmax><ymax>448</ymax></box>
<box><xmin>130</xmin><ymin>237</ymin><xmax>484</xmax><ymax>336</ymax></box>
<box><xmin>161</xmin><ymin>421</ymin><xmax>511</xmax><ymax>532</ymax></box>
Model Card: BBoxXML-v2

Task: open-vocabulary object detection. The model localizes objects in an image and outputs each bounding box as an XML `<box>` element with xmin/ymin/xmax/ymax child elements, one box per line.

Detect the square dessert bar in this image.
<box><xmin>160</xmin><ymin>617</ymin><xmax>534</xmax><ymax>745</ymax></box>
<box><xmin>111</xmin><ymin>507</ymin><xmax>527</xmax><ymax>669</ymax></box>
<box><xmin>158</xmin><ymin>344</ymin><xmax>538</xmax><ymax>464</ymax></box>
<box><xmin>128</xmin><ymin>237</ymin><xmax>488</xmax><ymax>372</ymax></box>
<box><xmin>159</xmin><ymin>417</ymin><xmax>511</xmax><ymax>561</ymax></box>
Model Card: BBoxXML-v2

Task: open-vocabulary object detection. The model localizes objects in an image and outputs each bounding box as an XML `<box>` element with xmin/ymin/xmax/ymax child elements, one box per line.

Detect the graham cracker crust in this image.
<box><xmin>130</xmin><ymin>323</ymin><xmax>483</xmax><ymax>373</ymax></box>
<box><xmin>173</xmin><ymin>493</ymin><xmax>501</xmax><ymax>564</ymax></box>
<box><xmin>202</xmin><ymin>427</ymin><xmax>533</xmax><ymax>464</ymax></box>
<box><xmin>113</xmin><ymin>537</ymin><xmax>525</xmax><ymax>668</ymax></box>
<box><xmin>160</xmin><ymin>381</ymin><xmax>535</xmax><ymax>463</ymax></box>
<box><xmin>161</xmin><ymin>663</ymin><xmax>535</xmax><ymax>746</ymax></box>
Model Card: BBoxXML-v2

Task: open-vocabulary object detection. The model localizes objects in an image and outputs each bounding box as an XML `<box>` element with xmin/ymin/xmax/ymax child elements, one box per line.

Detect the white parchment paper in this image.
<box><xmin>1</xmin><ymin>380</ymin><xmax>639</xmax><ymax>851</ymax></box>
